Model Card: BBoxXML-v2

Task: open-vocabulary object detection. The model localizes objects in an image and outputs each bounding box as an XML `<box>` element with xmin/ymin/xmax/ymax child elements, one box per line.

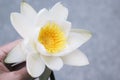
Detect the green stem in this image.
<box><xmin>38</xmin><ymin>67</ymin><xmax>56</xmax><ymax>80</ymax></box>
<box><xmin>39</xmin><ymin>67</ymin><xmax>51</xmax><ymax>80</ymax></box>
<box><xmin>50</xmin><ymin>71</ymin><xmax>55</xmax><ymax>80</ymax></box>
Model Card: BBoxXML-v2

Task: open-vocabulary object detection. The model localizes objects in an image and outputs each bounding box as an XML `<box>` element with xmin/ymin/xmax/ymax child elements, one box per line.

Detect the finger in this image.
<box><xmin>0</xmin><ymin>50</ymin><xmax>6</xmax><ymax>62</ymax></box>
<box><xmin>14</xmin><ymin>67</ymin><xmax>32</xmax><ymax>80</ymax></box>
<box><xmin>0</xmin><ymin>39</ymin><xmax>22</xmax><ymax>60</ymax></box>
<box><xmin>0</xmin><ymin>62</ymin><xmax>9</xmax><ymax>73</ymax></box>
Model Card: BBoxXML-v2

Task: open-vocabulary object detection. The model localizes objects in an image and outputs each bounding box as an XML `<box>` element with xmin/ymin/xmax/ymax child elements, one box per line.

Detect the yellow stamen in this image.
<box><xmin>38</xmin><ymin>22</ymin><xmax>66</xmax><ymax>54</ymax></box>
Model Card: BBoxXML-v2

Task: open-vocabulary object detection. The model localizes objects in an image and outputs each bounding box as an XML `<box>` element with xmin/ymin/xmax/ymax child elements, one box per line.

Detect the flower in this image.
<box><xmin>5</xmin><ymin>2</ymin><xmax>92</xmax><ymax>77</ymax></box>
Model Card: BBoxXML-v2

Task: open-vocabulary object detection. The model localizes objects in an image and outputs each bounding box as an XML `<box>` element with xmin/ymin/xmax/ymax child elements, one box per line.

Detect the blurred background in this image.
<box><xmin>0</xmin><ymin>0</ymin><xmax>120</xmax><ymax>80</ymax></box>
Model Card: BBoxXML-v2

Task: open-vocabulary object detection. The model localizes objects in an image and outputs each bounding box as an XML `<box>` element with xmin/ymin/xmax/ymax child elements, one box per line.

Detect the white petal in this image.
<box><xmin>41</xmin><ymin>56</ymin><xmax>63</xmax><ymax>70</ymax></box>
<box><xmin>35</xmin><ymin>40</ymin><xmax>50</xmax><ymax>56</ymax></box>
<box><xmin>5</xmin><ymin>42</ymin><xmax>26</xmax><ymax>63</ymax></box>
<box><xmin>67</xmin><ymin>29</ymin><xmax>92</xmax><ymax>49</ymax></box>
<box><xmin>27</xmin><ymin>53</ymin><xmax>45</xmax><ymax>77</ymax></box>
<box><xmin>61</xmin><ymin>50</ymin><xmax>89</xmax><ymax>66</ymax></box>
<box><xmin>52</xmin><ymin>30</ymin><xmax>92</xmax><ymax>56</ymax></box>
<box><xmin>11</xmin><ymin>13</ymin><xmax>35</xmax><ymax>38</ymax></box>
<box><xmin>50</xmin><ymin>2</ymin><xmax>68</xmax><ymax>21</ymax></box>
<box><xmin>22</xmin><ymin>39</ymin><xmax>38</xmax><ymax>55</ymax></box>
<box><xmin>35</xmin><ymin>8</ymin><xmax>49</xmax><ymax>28</ymax></box>
<box><xmin>21</xmin><ymin>2</ymin><xmax>37</xmax><ymax>20</ymax></box>
<box><xmin>57</xmin><ymin>21</ymin><xmax>71</xmax><ymax>37</ymax></box>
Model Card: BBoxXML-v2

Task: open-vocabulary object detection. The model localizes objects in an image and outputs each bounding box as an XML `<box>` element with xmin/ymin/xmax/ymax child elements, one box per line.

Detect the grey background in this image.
<box><xmin>0</xmin><ymin>0</ymin><xmax>120</xmax><ymax>80</ymax></box>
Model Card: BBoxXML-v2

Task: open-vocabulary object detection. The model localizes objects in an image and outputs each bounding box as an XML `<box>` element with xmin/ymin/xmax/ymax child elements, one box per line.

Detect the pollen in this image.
<box><xmin>38</xmin><ymin>22</ymin><xmax>66</xmax><ymax>54</ymax></box>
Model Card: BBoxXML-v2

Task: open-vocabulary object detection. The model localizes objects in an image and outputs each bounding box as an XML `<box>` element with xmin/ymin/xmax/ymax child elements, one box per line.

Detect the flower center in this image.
<box><xmin>38</xmin><ymin>22</ymin><xmax>66</xmax><ymax>54</ymax></box>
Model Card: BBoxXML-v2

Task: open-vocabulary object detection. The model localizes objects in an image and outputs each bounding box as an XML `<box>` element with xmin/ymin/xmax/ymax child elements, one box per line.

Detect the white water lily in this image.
<box><xmin>5</xmin><ymin>2</ymin><xmax>92</xmax><ymax>77</ymax></box>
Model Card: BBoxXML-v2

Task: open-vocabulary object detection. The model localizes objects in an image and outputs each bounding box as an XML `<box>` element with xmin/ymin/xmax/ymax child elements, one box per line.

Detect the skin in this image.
<box><xmin>0</xmin><ymin>40</ymin><xmax>32</xmax><ymax>80</ymax></box>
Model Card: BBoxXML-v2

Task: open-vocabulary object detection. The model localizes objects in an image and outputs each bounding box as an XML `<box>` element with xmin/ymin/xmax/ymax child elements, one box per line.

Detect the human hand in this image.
<box><xmin>0</xmin><ymin>40</ymin><xmax>31</xmax><ymax>80</ymax></box>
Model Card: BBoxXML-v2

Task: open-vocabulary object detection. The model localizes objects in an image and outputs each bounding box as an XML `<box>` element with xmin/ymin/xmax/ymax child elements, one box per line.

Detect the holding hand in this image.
<box><xmin>0</xmin><ymin>40</ymin><xmax>31</xmax><ymax>80</ymax></box>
